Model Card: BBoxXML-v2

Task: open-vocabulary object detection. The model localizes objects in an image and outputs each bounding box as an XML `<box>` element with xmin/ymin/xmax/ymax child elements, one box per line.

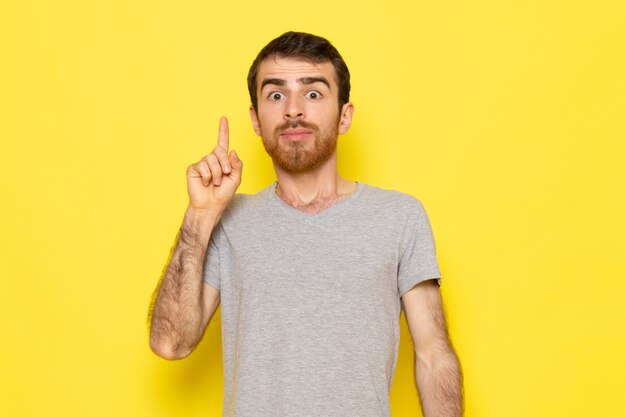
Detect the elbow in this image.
<box><xmin>149</xmin><ymin>337</ymin><xmax>193</xmax><ymax>361</ymax></box>
<box><xmin>415</xmin><ymin>347</ymin><xmax>435</xmax><ymax>371</ymax></box>
<box><xmin>415</xmin><ymin>341</ymin><xmax>459</xmax><ymax>371</ymax></box>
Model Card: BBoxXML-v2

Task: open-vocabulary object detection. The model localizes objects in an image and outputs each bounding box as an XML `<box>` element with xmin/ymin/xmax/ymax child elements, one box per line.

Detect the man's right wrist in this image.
<box><xmin>183</xmin><ymin>206</ymin><xmax>223</xmax><ymax>239</ymax></box>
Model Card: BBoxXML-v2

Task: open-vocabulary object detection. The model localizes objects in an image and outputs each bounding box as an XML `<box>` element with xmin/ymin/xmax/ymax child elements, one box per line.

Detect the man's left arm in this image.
<box><xmin>402</xmin><ymin>279</ymin><xmax>463</xmax><ymax>417</ymax></box>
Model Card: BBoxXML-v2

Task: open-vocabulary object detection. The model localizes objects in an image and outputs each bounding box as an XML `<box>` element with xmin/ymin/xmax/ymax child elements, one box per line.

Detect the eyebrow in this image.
<box><xmin>300</xmin><ymin>77</ymin><xmax>330</xmax><ymax>89</ymax></box>
<box><xmin>260</xmin><ymin>76</ymin><xmax>331</xmax><ymax>91</ymax></box>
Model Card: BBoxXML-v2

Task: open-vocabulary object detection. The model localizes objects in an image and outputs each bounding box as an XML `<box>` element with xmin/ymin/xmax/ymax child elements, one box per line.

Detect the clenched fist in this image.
<box><xmin>186</xmin><ymin>117</ymin><xmax>243</xmax><ymax>212</ymax></box>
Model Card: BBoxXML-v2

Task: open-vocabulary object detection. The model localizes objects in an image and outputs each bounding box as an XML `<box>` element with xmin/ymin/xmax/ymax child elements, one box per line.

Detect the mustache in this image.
<box><xmin>275</xmin><ymin>120</ymin><xmax>318</xmax><ymax>132</ymax></box>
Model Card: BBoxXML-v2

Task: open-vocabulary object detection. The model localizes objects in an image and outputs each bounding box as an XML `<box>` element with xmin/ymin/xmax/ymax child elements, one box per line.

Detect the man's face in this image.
<box><xmin>250</xmin><ymin>57</ymin><xmax>353</xmax><ymax>173</ymax></box>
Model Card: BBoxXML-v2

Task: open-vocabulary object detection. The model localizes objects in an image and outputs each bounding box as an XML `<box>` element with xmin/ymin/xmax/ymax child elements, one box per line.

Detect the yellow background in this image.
<box><xmin>1</xmin><ymin>0</ymin><xmax>625</xmax><ymax>416</ymax></box>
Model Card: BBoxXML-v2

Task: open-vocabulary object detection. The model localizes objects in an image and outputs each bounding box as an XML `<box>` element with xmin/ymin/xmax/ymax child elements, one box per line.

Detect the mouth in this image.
<box><xmin>279</xmin><ymin>129</ymin><xmax>313</xmax><ymax>141</ymax></box>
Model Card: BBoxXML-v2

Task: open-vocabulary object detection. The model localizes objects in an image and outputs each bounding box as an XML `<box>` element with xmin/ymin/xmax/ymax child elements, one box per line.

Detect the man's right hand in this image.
<box><xmin>150</xmin><ymin>117</ymin><xmax>238</xmax><ymax>360</ymax></box>
<box><xmin>186</xmin><ymin>116</ymin><xmax>243</xmax><ymax>212</ymax></box>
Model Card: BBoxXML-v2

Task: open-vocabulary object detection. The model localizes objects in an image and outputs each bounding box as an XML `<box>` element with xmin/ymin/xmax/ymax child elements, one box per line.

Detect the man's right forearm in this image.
<box><xmin>149</xmin><ymin>207</ymin><xmax>220</xmax><ymax>360</ymax></box>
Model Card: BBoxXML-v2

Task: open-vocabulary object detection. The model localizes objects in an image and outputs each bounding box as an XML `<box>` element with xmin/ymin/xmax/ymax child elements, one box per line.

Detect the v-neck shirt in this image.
<box><xmin>204</xmin><ymin>182</ymin><xmax>441</xmax><ymax>417</ymax></box>
<box><xmin>270</xmin><ymin>181</ymin><xmax>364</xmax><ymax>222</ymax></box>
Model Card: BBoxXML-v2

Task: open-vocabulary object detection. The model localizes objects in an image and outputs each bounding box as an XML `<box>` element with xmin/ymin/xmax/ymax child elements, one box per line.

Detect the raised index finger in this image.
<box><xmin>218</xmin><ymin>116</ymin><xmax>229</xmax><ymax>150</ymax></box>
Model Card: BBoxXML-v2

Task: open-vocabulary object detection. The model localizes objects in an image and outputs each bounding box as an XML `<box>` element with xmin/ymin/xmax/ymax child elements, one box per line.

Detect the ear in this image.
<box><xmin>249</xmin><ymin>105</ymin><xmax>262</xmax><ymax>136</ymax></box>
<box><xmin>338</xmin><ymin>102</ymin><xmax>354</xmax><ymax>135</ymax></box>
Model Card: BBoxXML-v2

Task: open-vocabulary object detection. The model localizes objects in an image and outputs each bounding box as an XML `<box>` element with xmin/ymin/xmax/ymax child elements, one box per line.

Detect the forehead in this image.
<box><xmin>257</xmin><ymin>57</ymin><xmax>337</xmax><ymax>88</ymax></box>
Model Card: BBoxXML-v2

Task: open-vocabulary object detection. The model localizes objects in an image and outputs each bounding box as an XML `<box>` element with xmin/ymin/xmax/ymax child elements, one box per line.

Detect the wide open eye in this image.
<box><xmin>306</xmin><ymin>90</ymin><xmax>322</xmax><ymax>99</ymax></box>
<box><xmin>268</xmin><ymin>91</ymin><xmax>285</xmax><ymax>101</ymax></box>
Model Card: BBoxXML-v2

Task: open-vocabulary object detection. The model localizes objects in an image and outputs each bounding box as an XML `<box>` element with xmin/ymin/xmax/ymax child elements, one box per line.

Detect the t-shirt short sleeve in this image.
<box><xmin>203</xmin><ymin>224</ymin><xmax>222</xmax><ymax>291</ymax></box>
<box><xmin>397</xmin><ymin>199</ymin><xmax>442</xmax><ymax>296</ymax></box>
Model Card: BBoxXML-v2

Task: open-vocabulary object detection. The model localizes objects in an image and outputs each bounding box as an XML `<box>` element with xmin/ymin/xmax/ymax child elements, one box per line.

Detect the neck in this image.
<box><xmin>273</xmin><ymin>150</ymin><xmax>356</xmax><ymax>212</ymax></box>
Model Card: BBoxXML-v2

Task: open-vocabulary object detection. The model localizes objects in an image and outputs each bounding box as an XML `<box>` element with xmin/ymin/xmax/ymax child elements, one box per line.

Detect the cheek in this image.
<box><xmin>258</xmin><ymin>107</ymin><xmax>281</xmax><ymax>127</ymax></box>
<box><xmin>313</xmin><ymin>103</ymin><xmax>339</xmax><ymax>121</ymax></box>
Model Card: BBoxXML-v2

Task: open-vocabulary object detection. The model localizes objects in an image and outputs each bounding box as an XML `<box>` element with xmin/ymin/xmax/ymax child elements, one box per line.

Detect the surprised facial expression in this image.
<box><xmin>250</xmin><ymin>57</ymin><xmax>353</xmax><ymax>173</ymax></box>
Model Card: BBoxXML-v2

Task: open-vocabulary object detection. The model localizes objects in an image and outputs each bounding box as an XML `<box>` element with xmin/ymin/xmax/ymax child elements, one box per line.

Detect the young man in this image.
<box><xmin>149</xmin><ymin>32</ymin><xmax>462</xmax><ymax>417</ymax></box>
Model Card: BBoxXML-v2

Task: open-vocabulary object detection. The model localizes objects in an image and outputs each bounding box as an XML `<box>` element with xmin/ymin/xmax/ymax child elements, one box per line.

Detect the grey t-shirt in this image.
<box><xmin>204</xmin><ymin>182</ymin><xmax>441</xmax><ymax>417</ymax></box>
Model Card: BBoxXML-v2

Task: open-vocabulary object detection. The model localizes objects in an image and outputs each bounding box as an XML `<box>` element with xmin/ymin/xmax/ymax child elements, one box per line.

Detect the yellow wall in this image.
<box><xmin>1</xmin><ymin>1</ymin><xmax>625</xmax><ymax>416</ymax></box>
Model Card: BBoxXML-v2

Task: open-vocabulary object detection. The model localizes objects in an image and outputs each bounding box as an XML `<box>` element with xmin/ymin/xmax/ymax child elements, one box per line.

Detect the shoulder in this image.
<box><xmin>218</xmin><ymin>183</ymin><xmax>275</xmax><ymax>224</ymax></box>
<box><xmin>358</xmin><ymin>182</ymin><xmax>427</xmax><ymax>214</ymax></box>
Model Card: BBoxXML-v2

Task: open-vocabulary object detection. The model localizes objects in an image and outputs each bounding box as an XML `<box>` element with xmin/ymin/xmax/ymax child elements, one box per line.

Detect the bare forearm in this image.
<box><xmin>149</xmin><ymin>208</ymin><xmax>220</xmax><ymax>359</ymax></box>
<box><xmin>415</xmin><ymin>343</ymin><xmax>463</xmax><ymax>417</ymax></box>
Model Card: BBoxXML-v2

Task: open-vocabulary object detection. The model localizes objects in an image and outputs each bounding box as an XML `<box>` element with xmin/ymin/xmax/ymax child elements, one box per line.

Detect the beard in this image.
<box><xmin>260</xmin><ymin>118</ymin><xmax>339</xmax><ymax>173</ymax></box>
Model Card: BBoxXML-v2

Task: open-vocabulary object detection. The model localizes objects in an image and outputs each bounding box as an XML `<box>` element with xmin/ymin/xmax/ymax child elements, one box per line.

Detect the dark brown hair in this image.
<box><xmin>247</xmin><ymin>32</ymin><xmax>351</xmax><ymax>112</ymax></box>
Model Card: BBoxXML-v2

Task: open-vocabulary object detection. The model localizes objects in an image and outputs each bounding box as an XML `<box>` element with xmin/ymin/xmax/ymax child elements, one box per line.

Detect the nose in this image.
<box><xmin>284</xmin><ymin>95</ymin><xmax>304</xmax><ymax>120</ymax></box>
